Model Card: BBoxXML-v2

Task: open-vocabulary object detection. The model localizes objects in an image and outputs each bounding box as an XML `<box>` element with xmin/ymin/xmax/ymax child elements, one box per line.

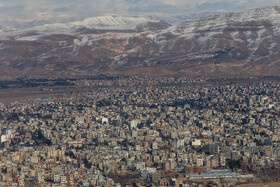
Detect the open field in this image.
<box><xmin>0</xmin><ymin>86</ymin><xmax>78</xmax><ymax>106</ymax></box>
<box><xmin>235</xmin><ymin>182</ymin><xmax>280</xmax><ymax>187</ymax></box>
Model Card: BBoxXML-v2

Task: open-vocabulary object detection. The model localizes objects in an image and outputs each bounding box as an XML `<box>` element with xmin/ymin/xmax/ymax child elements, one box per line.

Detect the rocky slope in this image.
<box><xmin>1</xmin><ymin>7</ymin><xmax>280</xmax><ymax>79</ymax></box>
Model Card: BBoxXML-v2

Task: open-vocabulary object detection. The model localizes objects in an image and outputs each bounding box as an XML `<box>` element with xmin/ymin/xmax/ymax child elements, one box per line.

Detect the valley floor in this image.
<box><xmin>235</xmin><ymin>182</ymin><xmax>280</xmax><ymax>187</ymax></box>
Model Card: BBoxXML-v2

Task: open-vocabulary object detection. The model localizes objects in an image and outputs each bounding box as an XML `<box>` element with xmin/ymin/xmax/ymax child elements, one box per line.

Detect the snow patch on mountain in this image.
<box><xmin>35</xmin><ymin>16</ymin><xmax>158</xmax><ymax>32</ymax></box>
<box><xmin>0</xmin><ymin>26</ymin><xmax>16</xmax><ymax>33</ymax></box>
<box><xmin>4</xmin><ymin>16</ymin><xmax>161</xmax><ymax>39</ymax></box>
<box><xmin>172</xmin><ymin>6</ymin><xmax>280</xmax><ymax>41</ymax></box>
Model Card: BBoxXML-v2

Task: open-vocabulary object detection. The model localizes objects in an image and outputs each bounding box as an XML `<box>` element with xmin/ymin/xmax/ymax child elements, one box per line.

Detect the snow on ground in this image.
<box><xmin>74</xmin><ymin>36</ymin><xmax>90</xmax><ymax>46</ymax></box>
<box><xmin>1</xmin><ymin>16</ymin><xmax>161</xmax><ymax>39</ymax></box>
<box><xmin>17</xmin><ymin>35</ymin><xmax>42</xmax><ymax>41</ymax></box>
<box><xmin>211</xmin><ymin>66</ymin><xmax>217</xmax><ymax>73</ymax></box>
<box><xmin>0</xmin><ymin>43</ymin><xmax>5</xmax><ymax>50</ymax></box>
<box><xmin>267</xmin><ymin>59</ymin><xmax>280</xmax><ymax>66</ymax></box>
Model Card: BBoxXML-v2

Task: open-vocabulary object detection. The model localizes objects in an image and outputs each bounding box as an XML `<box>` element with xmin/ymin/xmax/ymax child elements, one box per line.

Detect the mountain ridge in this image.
<box><xmin>0</xmin><ymin>6</ymin><xmax>280</xmax><ymax>79</ymax></box>
<box><xmin>0</xmin><ymin>16</ymin><xmax>169</xmax><ymax>38</ymax></box>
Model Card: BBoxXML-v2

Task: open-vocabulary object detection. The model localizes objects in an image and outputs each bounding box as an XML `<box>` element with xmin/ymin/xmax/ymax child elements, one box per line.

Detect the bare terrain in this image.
<box><xmin>1</xmin><ymin>7</ymin><xmax>280</xmax><ymax>78</ymax></box>
<box><xmin>0</xmin><ymin>86</ymin><xmax>77</xmax><ymax>105</ymax></box>
<box><xmin>235</xmin><ymin>182</ymin><xmax>280</xmax><ymax>187</ymax></box>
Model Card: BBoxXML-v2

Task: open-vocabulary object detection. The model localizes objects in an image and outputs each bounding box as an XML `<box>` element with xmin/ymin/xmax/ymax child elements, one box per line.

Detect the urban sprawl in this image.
<box><xmin>0</xmin><ymin>76</ymin><xmax>280</xmax><ymax>186</ymax></box>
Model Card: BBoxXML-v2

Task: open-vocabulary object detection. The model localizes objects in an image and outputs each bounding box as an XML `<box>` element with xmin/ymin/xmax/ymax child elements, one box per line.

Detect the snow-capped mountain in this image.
<box><xmin>0</xmin><ymin>16</ymin><xmax>170</xmax><ymax>40</ymax></box>
<box><xmin>1</xmin><ymin>7</ymin><xmax>280</xmax><ymax>79</ymax></box>
<box><xmin>148</xmin><ymin>10</ymin><xmax>228</xmax><ymax>24</ymax></box>
<box><xmin>33</xmin><ymin>16</ymin><xmax>167</xmax><ymax>33</ymax></box>
<box><xmin>0</xmin><ymin>26</ymin><xmax>16</xmax><ymax>33</ymax></box>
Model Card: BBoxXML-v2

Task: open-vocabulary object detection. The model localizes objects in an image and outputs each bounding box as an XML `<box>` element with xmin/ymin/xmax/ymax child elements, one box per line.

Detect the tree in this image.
<box><xmin>83</xmin><ymin>158</ymin><xmax>92</xmax><ymax>169</ymax></box>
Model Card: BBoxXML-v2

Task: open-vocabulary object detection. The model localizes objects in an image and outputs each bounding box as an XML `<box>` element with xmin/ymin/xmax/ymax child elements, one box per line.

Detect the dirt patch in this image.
<box><xmin>0</xmin><ymin>86</ymin><xmax>78</xmax><ymax>106</ymax></box>
<box><xmin>235</xmin><ymin>182</ymin><xmax>280</xmax><ymax>187</ymax></box>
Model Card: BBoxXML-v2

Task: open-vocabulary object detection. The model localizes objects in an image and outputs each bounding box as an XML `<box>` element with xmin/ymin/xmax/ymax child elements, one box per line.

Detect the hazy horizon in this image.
<box><xmin>0</xmin><ymin>0</ymin><xmax>280</xmax><ymax>27</ymax></box>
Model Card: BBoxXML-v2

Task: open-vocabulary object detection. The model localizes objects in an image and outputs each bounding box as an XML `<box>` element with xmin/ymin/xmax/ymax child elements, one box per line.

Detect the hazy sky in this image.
<box><xmin>0</xmin><ymin>0</ymin><xmax>280</xmax><ymax>23</ymax></box>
